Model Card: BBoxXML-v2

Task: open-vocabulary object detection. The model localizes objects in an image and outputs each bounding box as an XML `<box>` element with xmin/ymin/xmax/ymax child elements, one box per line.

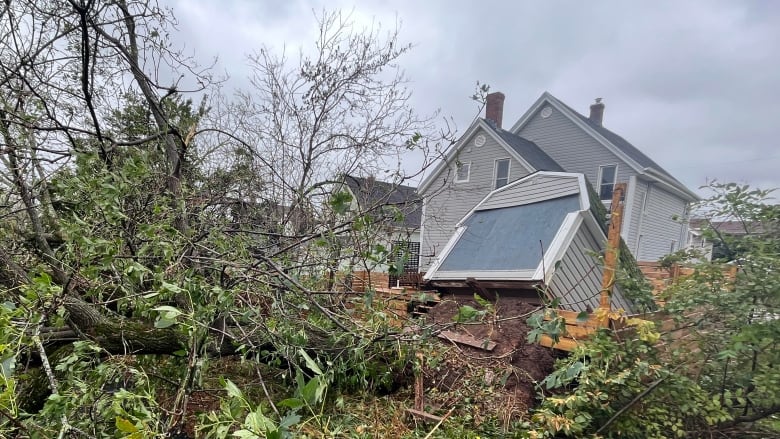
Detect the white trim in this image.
<box><xmin>454</xmin><ymin>161</ymin><xmax>471</xmax><ymax>183</ymax></box>
<box><xmin>418</xmin><ymin>121</ymin><xmax>482</xmax><ymax>194</ymax></box>
<box><xmin>597</xmin><ymin>163</ymin><xmax>619</xmax><ymax>202</ymax></box>
<box><xmin>418</xmin><ymin>197</ymin><xmax>427</xmax><ymax>271</ymax></box>
<box><xmin>510</xmin><ymin>92</ymin><xmax>645</xmax><ymax>171</ymax></box>
<box><xmin>642</xmin><ymin>168</ymin><xmax>699</xmax><ymax>201</ymax></box>
<box><xmin>493</xmin><ymin>157</ymin><xmax>511</xmax><ymax>189</ymax></box>
<box><xmin>509</xmin><ymin>92</ymin><xmax>698</xmax><ymax>201</ymax></box>
<box><xmin>418</xmin><ymin>119</ymin><xmax>538</xmax><ymax>194</ymax></box>
<box><xmin>423</xmin><ymin>226</ymin><xmax>466</xmax><ymax>280</ymax></box>
<box><xmin>634</xmin><ymin>183</ymin><xmax>650</xmax><ymax>256</ymax></box>
<box><xmin>457</xmin><ymin>171</ymin><xmax>585</xmax><ymax>227</ymax></box>
<box><xmin>533</xmin><ymin>212</ymin><xmax>582</xmax><ymax>283</ymax></box>
<box><xmin>622</xmin><ymin>175</ymin><xmax>637</xmax><ymax>242</ymax></box>
<box><xmin>575</xmin><ymin>173</ymin><xmax>590</xmax><ymax>211</ymax></box>
<box><xmin>426</xmin><ymin>269</ymin><xmax>539</xmax><ymax>281</ymax></box>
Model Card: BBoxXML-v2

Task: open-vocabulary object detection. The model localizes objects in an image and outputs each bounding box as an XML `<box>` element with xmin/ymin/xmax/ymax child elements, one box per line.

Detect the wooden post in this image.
<box><xmin>600</xmin><ymin>183</ymin><xmax>626</xmax><ymax>314</ymax></box>
<box><xmin>414</xmin><ymin>351</ymin><xmax>424</xmax><ymax>411</ymax></box>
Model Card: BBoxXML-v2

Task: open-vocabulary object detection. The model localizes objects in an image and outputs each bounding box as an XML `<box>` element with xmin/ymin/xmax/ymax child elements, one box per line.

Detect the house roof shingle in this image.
<box><xmin>343</xmin><ymin>175</ymin><xmax>421</xmax><ymax>229</ymax></box>
<box><xmin>553</xmin><ymin>97</ymin><xmax>689</xmax><ymax>191</ymax></box>
<box><xmin>483</xmin><ymin>119</ymin><xmax>565</xmax><ymax>172</ymax></box>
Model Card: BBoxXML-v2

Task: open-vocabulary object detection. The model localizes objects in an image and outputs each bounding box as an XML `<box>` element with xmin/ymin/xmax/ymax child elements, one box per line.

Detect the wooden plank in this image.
<box><xmin>561</xmin><ymin>324</ymin><xmax>597</xmax><ymax>338</ymax></box>
<box><xmin>438</xmin><ymin>330</ymin><xmax>496</xmax><ymax>351</ymax></box>
<box><xmin>405</xmin><ymin>408</ymin><xmax>443</xmax><ymax>423</ymax></box>
<box><xmin>545</xmin><ymin>310</ymin><xmax>604</xmax><ymax>328</ymax></box>
<box><xmin>538</xmin><ymin>335</ymin><xmax>579</xmax><ymax>352</ymax></box>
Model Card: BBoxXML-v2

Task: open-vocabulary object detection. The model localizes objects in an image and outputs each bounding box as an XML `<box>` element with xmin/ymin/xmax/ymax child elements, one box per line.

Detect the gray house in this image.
<box><xmin>419</xmin><ymin>92</ymin><xmax>698</xmax><ymax>270</ymax></box>
<box><xmin>424</xmin><ymin>172</ymin><xmax>636</xmax><ymax>313</ymax></box>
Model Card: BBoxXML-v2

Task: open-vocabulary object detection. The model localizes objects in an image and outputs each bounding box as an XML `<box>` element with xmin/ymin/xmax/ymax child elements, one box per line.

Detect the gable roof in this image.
<box><xmin>483</xmin><ymin>120</ymin><xmax>565</xmax><ymax>173</ymax></box>
<box><xmin>418</xmin><ymin>118</ymin><xmax>562</xmax><ymax>194</ymax></box>
<box><xmin>509</xmin><ymin>92</ymin><xmax>698</xmax><ymax>202</ymax></box>
<box><xmin>343</xmin><ymin>175</ymin><xmax>421</xmax><ymax>229</ymax></box>
<box><xmin>423</xmin><ymin>171</ymin><xmax>636</xmax><ymax>313</ymax></box>
<box><xmin>689</xmin><ymin>218</ymin><xmax>764</xmax><ymax>236</ymax></box>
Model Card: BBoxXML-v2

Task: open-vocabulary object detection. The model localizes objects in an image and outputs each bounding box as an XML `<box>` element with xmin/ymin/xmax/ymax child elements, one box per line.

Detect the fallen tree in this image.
<box><xmin>0</xmin><ymin>2</ymin><xmax>439</xmax><ymax>436</ymax></box>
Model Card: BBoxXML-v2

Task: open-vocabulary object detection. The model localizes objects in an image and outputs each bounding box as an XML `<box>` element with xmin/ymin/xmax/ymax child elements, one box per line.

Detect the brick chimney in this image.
<box><xmin>589</xmin><ymin>98</ymin><xmax>605</xmax><ymax>126</ymax></box>
<box><xmin>485</xmin><ymin>91</ymin><xmax>505</xmax><ymax>129</ymax></box>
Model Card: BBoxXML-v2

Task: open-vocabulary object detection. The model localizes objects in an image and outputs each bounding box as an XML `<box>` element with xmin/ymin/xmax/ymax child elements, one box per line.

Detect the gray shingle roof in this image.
<box><xmin>483</xmin><ymin>119</ymin><xmax>565</xmax><ymax>172</ymax></box>
<box><xmin>556</xmin><ymin>100</ymin><xmax>684</xmax><ymax>187</ymax></box>
<box><xmin>343</xmin><ymin>175</ymin><xmax>421</xmax><ymax>229</ymax></box>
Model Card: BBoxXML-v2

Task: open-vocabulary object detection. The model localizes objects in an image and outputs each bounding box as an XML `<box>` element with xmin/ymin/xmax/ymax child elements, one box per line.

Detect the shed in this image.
<box><xmin>424</xmin><ymin>171</ymin><xmax>636</xmax><ymax>313</ymax></box>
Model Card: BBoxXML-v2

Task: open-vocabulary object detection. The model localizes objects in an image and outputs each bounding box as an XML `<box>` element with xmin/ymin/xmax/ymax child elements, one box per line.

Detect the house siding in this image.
<box><xmin>549</xmin><ymin>221</ymin><xmax>632</xmax><ymax>312</ymax></box>
<box><xmin>420</xmin><ymin>127</ymin><xmax>531</xmax><ymax>270</ymax></box>
<box><xmin>626</xmin><ymin>179</ymin><xmax>649</xmax><ymax>255</ymax></box>
<box><xmin>476</xmin><ymin>174</ymin><xmax>580</xmax><ymax>211</ymax></box>
<box><xmin>516</xmin><ymin>107</ymin><xmax>636</xmax><ymax>186</ymax></box>
<box><xmin>637</xmin><ymin>184</ymin><xmax>687</xmax><ymax>261</ymax></box>
<box><xmin>515</xmin><ymin>104</ymin><xmax>691</xmax><ymax>262</ymax></box>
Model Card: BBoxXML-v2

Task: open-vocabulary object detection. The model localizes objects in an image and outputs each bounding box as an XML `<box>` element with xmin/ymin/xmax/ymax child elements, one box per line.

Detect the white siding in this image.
<box><xmin>637</xmin><ymin>185</ymin><xmax>688</xmax><ymax>261</ymax></box>
<box><xmin>420</xmin><ymin>127</ymin><xmax>531</xmax><ymax>270</ymax></box>
<box><xmin>476</xmin><ymin>174</ymin><xmax>580</xmax><ymax>211</ymax></box>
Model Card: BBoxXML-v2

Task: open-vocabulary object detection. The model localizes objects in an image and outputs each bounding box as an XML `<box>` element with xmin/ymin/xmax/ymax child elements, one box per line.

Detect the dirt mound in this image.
<box><xmin>420</xmin><ymin>293</ymin><xmax>558</xmax><ymax>426</ymax></box>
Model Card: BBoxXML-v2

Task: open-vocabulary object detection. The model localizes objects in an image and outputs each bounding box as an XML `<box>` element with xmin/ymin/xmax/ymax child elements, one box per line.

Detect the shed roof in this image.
<box><xmin>424</xmin><ymin>171</ymin><xmax>638</xmax><ymax>313</ymax></box>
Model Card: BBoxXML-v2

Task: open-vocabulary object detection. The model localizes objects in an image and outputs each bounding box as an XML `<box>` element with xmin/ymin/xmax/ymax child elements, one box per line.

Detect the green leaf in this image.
<box><xmin>223</xmin><ymin>378</ymin><xmax>243</xmax><ymax>399</ymax></box>
<box><xmin>576</xmin><ymin>311</ymin><xmax>590</xmax><ymax>323</ymax></box>
<box><xmin>115</xmin><ymin>416</ymin><xmax>138</xmax><ymax>433</ymax></box>
<box><xmin>154</xmin><ymin>318</ymin><xmax>175</xmax><ymax>329</ymax></box>
<box><xmin>245</xmin><ymin>410</ymin><xmax>276</xmax><ymax>432</ymax></box>
<box><xmin>232</xmin><ymin>430</ymin><xmax>259</xmax><ymax>439</ymax></box>
<box><xmin>277</xmin><ymin>398</ymin><xmax>304</xmax><ymax>409</ymax></box>
<box><xmin>152</xmin><ymin>305</ymin><xmax>182</xmax><ymax>316</ymax></box>
<box><xmin>300</xmin><ymin>376</ymin><xmax>323</xmax><ymax>405</ymax></box>
<box><xmin>279</xmin><ymin>413</ymin><xmax>301</xmax><ymax>429</ymax></box>
<box><xmin>454</xmin><ymin>305</ymin><xmax>483</xmax><ymax>323</ymax></box>
<box><xmin>329</xmin><ymin>190</ymin><xmax>353</xmax><ymax>215</ymax></box>
<box><xmin>298</xmin><ymin>348</ymin><xmax>323</xmax><ymax>376</ymax></box>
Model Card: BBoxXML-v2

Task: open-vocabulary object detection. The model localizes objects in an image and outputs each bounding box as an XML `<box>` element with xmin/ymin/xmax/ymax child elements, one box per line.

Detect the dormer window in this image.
<box><xmin>494</xmin><ymin>158</ymin><xmax>510</xmax><ymax>189</ymax></box>
<box><xmin>455</xmin><ymin>162</ymin><xmax>471</xmax><ymax>183</ymax></box>
<box><xmin>598</xmin><ymin>164</ymin><xmax>618</xmax><ymax>201</ymax></box>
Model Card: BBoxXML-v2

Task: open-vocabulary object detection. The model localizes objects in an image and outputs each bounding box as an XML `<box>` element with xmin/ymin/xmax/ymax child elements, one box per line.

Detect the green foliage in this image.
<box><xmin>526</xmin><ymin>181</ymin><xmax>780</xmax><ymax>438</ymax></box>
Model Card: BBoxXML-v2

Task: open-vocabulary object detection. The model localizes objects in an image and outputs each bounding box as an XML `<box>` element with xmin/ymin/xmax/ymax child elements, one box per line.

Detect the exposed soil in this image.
<box><xmin>419</xmin><ymin>293</ymin><xmax>558</xmax><ymax>426</ymax></box>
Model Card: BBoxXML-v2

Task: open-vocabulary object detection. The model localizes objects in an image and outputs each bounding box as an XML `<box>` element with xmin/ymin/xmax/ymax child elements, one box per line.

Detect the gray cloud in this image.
<box><xmin>166</xmin><ymin>0</ymin><xmax>780</xmax><ymax>198</ymax></box>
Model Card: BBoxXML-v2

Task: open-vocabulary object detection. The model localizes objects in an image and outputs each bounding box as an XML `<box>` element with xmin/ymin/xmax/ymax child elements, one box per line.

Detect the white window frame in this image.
<box><xmin>493</xmin><ymin>158</ymin><xmax>511</xmax><ymax>189</ymax></box>
<box><xmin>597</xmin><ymin>164</ymin><xmax>619</xmax><ymax>201</ymax></box>
<box><xmin>455</xmin><ymin>161</ymin><xmax>471</xmax><ymax>183</ymax></box>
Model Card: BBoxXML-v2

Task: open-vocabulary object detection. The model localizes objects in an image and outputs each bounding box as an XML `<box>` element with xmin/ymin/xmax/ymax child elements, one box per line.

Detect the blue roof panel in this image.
<box><xmin>437</xmin><ymin>195</ymin><xmax>580</xmax><ymax>272</ymax></box>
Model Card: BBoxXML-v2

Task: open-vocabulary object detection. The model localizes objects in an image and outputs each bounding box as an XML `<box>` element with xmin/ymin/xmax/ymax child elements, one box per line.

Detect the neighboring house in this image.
<box><xmin>424</xmin><ymin>172</ymin><xmax>637</xmax><ymax>313</ymax></box>
<box><xmin>419</xmin><ymin>91</ymin><xmax>698</xmax><ymax>270</ymax></box>
<box><xmin>341</xmin><ymin>175</ymin><xmax>422</xmax><ymax>274</ymax></box>
<box><xmin>687</xmin><ymin>218</ymin><xmax>766</xmax><ymax>261</ymax></box>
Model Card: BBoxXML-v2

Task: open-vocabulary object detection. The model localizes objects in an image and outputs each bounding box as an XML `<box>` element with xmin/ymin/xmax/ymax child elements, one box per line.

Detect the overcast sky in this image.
<box><xmin>168</xmin><ymin>0</ymin><xmax>780</xmax><ymax>198</ymax></box>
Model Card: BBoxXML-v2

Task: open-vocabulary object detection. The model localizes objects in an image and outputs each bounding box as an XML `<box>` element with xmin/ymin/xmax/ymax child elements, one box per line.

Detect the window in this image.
<box><xmin>455</xmin><ymin>162</ymin><xmax>470</xmax><ymax>182</ymax></box>
<box><xmin>494</xmin><ymin>158</ymin><xmax>510</xmax><ymax>189</ymax></box>
<box><xmin>598</xmin><ymin>164</ymin><xmax>618</xmax><ymax>201</ymax></box>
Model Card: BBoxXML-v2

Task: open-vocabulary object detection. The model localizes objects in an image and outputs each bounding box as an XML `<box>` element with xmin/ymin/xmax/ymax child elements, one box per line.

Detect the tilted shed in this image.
<box><xmin>424</xmin><ymin>171</ymin><xmax>637</xmax><ymax>313</ymax></box>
